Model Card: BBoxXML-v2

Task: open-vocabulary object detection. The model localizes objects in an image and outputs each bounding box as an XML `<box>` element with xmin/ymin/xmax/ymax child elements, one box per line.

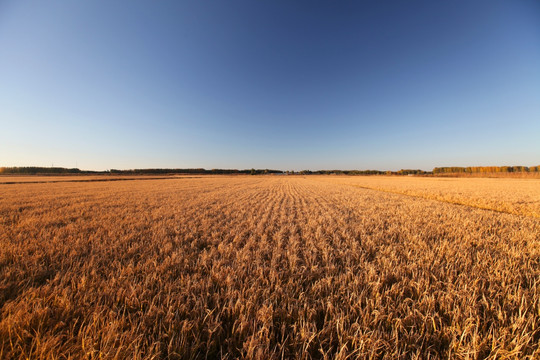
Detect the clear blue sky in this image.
<box><xmin>1</xmin><ymin>1</ymin><xmax>539</xmax><ymax>171</ymax></box>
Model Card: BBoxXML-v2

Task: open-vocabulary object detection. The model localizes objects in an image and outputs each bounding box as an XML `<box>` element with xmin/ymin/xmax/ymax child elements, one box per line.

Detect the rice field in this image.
<box><xmin>1</xmin><ymin>175</ymin><xmax>539</xmax><ymax>359</ymax></box>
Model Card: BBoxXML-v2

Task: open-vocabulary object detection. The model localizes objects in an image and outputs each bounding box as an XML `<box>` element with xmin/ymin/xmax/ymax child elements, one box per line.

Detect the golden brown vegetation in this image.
<box><xmin>317</xmin><ymin>176</ymin><xmax>540</xmax><ymax>218</ymax></box>
<box><xmin>1</xmin><ymin>176</ymin><xmax>539</xmax><ymax>359</ymax></box>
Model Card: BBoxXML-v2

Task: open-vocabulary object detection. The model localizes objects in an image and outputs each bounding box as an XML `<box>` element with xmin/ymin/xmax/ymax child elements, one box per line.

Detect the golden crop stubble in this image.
<box><xmin>0</xmin><ymin>176</ymin><xmax>539</xmax><ymax>359</ymax></box>
<box><xmin>317</xmin><ymin>175</ymin><xmax>540</xmax><ymax>218</ymax></box>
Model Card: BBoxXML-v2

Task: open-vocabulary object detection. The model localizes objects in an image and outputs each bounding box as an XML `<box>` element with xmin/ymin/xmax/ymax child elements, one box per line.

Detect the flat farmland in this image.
<box><xmin>316</xmin><ymin>176</ymin><xmax>540</xmax><ymax>218</ymax></box>
<box><xmin>1</xmin><ymin>176</ymin><xmax>539</xmax><ymax>359</ymax></box>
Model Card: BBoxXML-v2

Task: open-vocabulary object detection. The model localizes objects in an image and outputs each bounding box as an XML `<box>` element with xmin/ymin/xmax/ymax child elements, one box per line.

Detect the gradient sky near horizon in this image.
<box><xmin>1</xmin><ymin>1</ymin><xmax>539</xmax><ymax>171</ymax></box>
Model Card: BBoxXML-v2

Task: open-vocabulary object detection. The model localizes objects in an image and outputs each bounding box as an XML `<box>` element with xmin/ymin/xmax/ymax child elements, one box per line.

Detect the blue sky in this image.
<box><xmin>1</xmin><ymin>1</ymin><xmax>539</xmax><ymax>171</ymax></box>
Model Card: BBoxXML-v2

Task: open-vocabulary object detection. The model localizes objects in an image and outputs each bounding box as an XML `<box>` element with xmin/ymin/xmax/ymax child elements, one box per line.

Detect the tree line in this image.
<box><xmin>297</xmin><ymin>169</ymin><xmax>427</xmax><ymax>175</ymax></box>
<box><xmin>108</xmin><ymin>168</ymin><xmax>283</xmax><ymax>175</ymax></box>
<box><xmin>0</xmin><ymin>167</ymin><xmax>282</xmax><ymax>175</ymax></box>
<box><xmin>0</xmin><ymin>167</ymin><xmax>86</xmax><ymax>174</ymax></box>
<box><xmin>2</xmin><ymin>166</ymin><xmax>539</xmax><ymax>176</ymax></box>
<box><xmin>433</xmin><ymin>166</ymin><xmax>540</xmax><ymax>174</ymax></box>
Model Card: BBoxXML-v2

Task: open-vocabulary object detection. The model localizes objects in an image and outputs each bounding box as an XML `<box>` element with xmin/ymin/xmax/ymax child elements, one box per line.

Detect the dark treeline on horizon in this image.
<box><xmin>0</xmin><ymin>167</ymin><xmax>283</xmax><ymax>175</ymax></box>
<box><xmin>108</xmin><ymin>168</ymin><xmax>283</xmax><ymax>175</ymax></box>
<box><xmin>2</xmin><ymin>166</ymin><xmax>539</xmax><ymax>176</ymax></box>
<box><xmin>433</xmin><ymin>166</ymin><xmax>540</xmax><ymax>173</ymax></box>
<box><xmin>0</xmin><ymin>167</ymin><xmax>86</xmax><ymax>174</ymax></box>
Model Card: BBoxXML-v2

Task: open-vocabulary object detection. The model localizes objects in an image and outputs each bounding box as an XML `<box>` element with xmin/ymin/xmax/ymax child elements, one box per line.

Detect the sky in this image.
<box><xmin>1</xmin><ymin>1</ymin><xmax>539</xmax><ymax>171</ymax></box>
